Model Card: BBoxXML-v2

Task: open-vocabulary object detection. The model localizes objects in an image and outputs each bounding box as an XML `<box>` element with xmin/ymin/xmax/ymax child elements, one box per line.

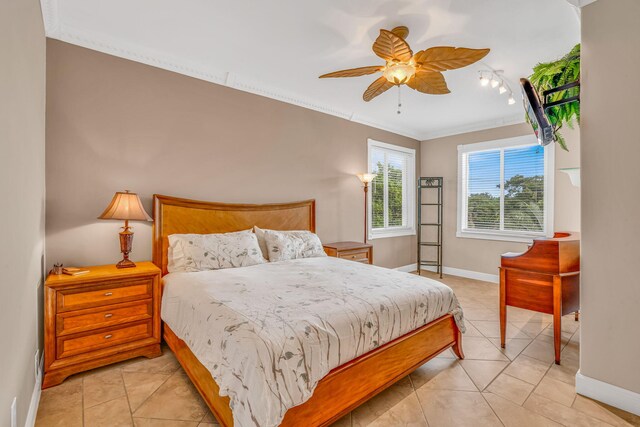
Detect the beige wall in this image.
<box><xmin>0</xmin><ymin>0</ymin><xmax>46</xmax><ymax>424</ymax></box>
<box><xmin>580</xmin><ymin>0</ymin><xmax>640</xmax><ymax>396</ymax></box>
<box><xmin>421</xmin><ymin>123</ymin><xmax>580</xmax><ymax>277</ymax></box>
<box><xmin>45</xmin><ymin>40</ymin><xmax>419</xmax><ymax>269</ymax></box>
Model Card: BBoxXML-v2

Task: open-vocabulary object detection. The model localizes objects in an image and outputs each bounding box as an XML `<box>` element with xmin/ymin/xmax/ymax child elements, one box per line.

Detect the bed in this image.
<box><xmin>153</xmin><ymin>194</ymin><xmax>465</xmax><ymax>427</ymax></box>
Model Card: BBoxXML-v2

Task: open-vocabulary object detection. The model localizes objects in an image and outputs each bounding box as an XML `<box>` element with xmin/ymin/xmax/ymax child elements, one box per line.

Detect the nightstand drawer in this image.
<box><xmin>56</xmin><ymin>299</ymin><xmax>153</xmax><ymax>336</ymax></box>
<box><xmin>57</xmin><ymin>320</ymin><xmax>153</xmax><ymax>359</ymax></box>
<box><xmin>339</xmin><ymin>250</ymin><xmax>370</xmax><ymax>263</ymax></box>
<box><xmin>57</xmin><ymin>279</ymin><xmax>153</xmax><ymax>312</ymax></box>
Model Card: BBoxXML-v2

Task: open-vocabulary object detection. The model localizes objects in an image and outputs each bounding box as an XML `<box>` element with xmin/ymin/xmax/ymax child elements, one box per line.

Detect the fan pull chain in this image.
<box><xmin>397</xmin><ymin>85</ymin><xmax>402</xmax><ymax>115</ymax></box>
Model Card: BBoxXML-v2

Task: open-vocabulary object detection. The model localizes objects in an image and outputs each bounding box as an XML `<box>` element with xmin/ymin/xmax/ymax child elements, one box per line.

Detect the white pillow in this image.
<box><xmin>253</xmin><ymin>226</ymin><xmax>269</xmax><ymax>260</ymax></box>
<box><xmin>263</xmin><ymin>229</ymin><xmax>327</xmax><ymax>262</ymax></box>
<box><xmin>168</xmin><ymin>230</ymin><xmax>266</xmax><ymax>273</ymax></box>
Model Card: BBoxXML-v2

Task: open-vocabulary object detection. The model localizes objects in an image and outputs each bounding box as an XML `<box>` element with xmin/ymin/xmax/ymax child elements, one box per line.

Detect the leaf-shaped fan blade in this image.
<box><xmin>319</xmin><ymin>66</ymin><xmax>383</xmax><ymax>79</ymax></box>
<box><xmin>372</xmin><ymin>29</ymin><xmax>413</xmax><ymax>62</ymax></box>
<box><xmin>406</xmin><ymin>71</ymin><xmax>450</xmax><ymax>95</ymax></box>
<box><xmin>363</xmin><ymin>76</ymin><xmax>395</xmax><ymax>102</ymax></box>
<box><xmin>390</xmin><ymin>26</ymin><xmax>409</xmax><ymax>40</ymax></box>
<box><xmin>412</xmin><ymin>47</ymin><xmax>490</xmax><ymax>72</ymax></box>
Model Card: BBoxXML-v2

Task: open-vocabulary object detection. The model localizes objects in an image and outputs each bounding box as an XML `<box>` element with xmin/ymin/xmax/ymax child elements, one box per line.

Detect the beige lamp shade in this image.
<box><xmin>98</xmin><ymin>191</ymin><xmax>153</xmax><ymax>221</ymax></box>
<box><xmin>357</xmin><ymin>173</ymin><xmax>377</xmax><ymax>184</ymax></box>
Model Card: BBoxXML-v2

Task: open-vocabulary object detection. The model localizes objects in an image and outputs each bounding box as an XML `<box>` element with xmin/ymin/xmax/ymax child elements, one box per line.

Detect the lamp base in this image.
<box><xmin>117</xmin><ymin>225</ymin><xmax>136</xmax><ymax>268</ymax></box>
<box><xmin>116</xmin><ymin>258</ymin><xmax>136</xmax><ymax>269</ymax></box>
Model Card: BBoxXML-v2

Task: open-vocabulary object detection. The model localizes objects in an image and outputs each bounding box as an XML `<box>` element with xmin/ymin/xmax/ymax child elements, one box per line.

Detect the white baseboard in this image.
<box><xmin>25</xmin><ymin>355</ymin><xmax>44</xmax><ymax>427</ymax></box>
<box><xmin>576</xmin><ymin>370</ymin><xmax>640</xmax><ymax>416</ymax></box>
<box><xmin>395</xmin><ymin>263</ymin><xmax>418</xmax><ymax>273</ymax></box>
<box><xmin>395</xmin><ymin>263</ymin><xmax>499</xmax><ymax>283</ymax></box>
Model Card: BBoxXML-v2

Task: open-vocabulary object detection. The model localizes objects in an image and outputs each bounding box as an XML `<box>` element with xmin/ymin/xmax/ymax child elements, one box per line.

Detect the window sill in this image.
<box><xmin>369</xmin><ymin>228</ymin><xmax>416</xmax><ymax>240</ymax></box>
<box><xmin>456</xmin><ymin>230</ymin><xmax>548</xmax><ymax>244</ymax></box>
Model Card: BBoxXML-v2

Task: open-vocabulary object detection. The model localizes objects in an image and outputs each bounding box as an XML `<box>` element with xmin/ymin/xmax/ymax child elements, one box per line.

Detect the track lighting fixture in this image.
<box><xmin>478</xmin><ymin>70</ymin><xmax>516</xmax><ymax>106</ymax></box>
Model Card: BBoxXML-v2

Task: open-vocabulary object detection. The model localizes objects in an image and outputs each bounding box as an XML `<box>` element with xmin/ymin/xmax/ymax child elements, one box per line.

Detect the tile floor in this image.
<box><xmin>35</xmin><ymin>272</ymin><xmax>640</xmax><ymax>427</ymax></box>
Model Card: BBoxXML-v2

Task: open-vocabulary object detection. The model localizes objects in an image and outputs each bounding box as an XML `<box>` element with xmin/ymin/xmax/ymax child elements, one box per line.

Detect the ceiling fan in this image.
<box><xmin>319</xmin><ymin>26</ymin><xmax>490</xmax><ymax>102</ymax></box>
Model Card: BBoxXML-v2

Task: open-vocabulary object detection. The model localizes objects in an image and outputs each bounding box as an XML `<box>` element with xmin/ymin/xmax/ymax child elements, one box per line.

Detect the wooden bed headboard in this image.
<box><xmin>152</xmin><ymin>194</ymin><xmax>316</xmax><ymax>275</ymax></box>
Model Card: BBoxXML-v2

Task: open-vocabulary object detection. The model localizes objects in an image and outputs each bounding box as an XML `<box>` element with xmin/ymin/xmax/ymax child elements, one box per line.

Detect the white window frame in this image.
<box><xmin>457</xmin><ymin>135</ymin><xmax>555</xmax><ymax>243</ymax></box>
<box><xmin>367</xmin><ymin>139</ymin><xmax>416</xmax><ymax>240</ymax></box>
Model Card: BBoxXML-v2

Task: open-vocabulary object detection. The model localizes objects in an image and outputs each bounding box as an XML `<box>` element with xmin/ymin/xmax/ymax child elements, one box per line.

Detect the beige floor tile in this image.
<box><xmin>462</xmin><ymin>336</ymin><xmax>510</xmax><ymax>361</ymax></box>
<box><xmin>533</xmin><ymin>377</ymin><xmax>576</xmax><ymax>407</ymax></box>
<box><xmin>510</xmin><ymin>321</ymin><xmax>551</xmax><ymax>339</ymax></box>
<box><xmin>84</xmin><ymin>395</ymin><xmax>133</xmax><ymax>427</ymax></box>
<box><xmin>488</xmin><ymin>337</ymin><xmax>533</xmax><ymax>361</ymax></box>
<box><xmin>521</xmin><ymin>339</ymin><xmax>557</xmax><ymax>364</ymax></box>
<box><xmin>134</xmin><ymin>371</ymin><xmax>208</xmax><ymax>422</ymax></box>
<box><xmin>123</xmin><ymin>371</ymin><xmax>172</xmax><ymax>412</ymax></box>
<box><xmin>351</xmin><ymin>377</ymin><xmax>413</xmax><ymax>426</ymax></box>
<box><xmin>523</xmin><ymin>394</ymin><xmax>612</xmax><ymax>426</ymax></box>
<box><xmin>411</xmin><ymin>358</ymin><xmax>477</xmax><ymax>391</ymax></box>
<box><xmin>83</xmin><ymin>367</ymin><xmax>127</xmax><ymax>408</ymax></box>
<box><xmin>123</xmin><ymin>350</ymin><xmax>181</xmax><ymax>375</ymax></box>
<box><xmin>572</xmin><ymin>396</ymin><xmax>635</xmax><ymax>427</ymax></box>
<box><xmin>35</xmin><ymin>377</ymin><xmax>83</xmax><ymax>427</ymax></box>
<box><xmin>329</xmin><ymin>413</ymin><xmax>351</xmax><ymax>427</ymax></box>
<box><xmin>416</xmin><ymin>389</ymin><xmax>502</xmax><ymax>427</ymax></box>
<box><xmin>459</xmin><ymin>360</ymin><xmax>509</xmax><ymax>391</ymax></box>
<box><xmin>544</xmin><ymin>363</ymin><xmax>577</xmax><ymax>386</ymax></box>
<box><xmin>470</xmin><ymin>320</ymin><xmax>529</xmax><ymax>339</ymax></box>
<box><xmin>483</xmin><ymin>392</ymin><xmax>562</xmax><ymax>426</ymax></box>
<box><xmin>366</xmin><ymin>393</ymin><xmax>428</xmax><ymax>427</ymax></box>
<box><xmin>463</xmin><ymin>307</ymin><xmax>500</xmax><ymax>321</ymax></box>
<box><xmin>462</xmin><ymin>321</ymin><xmax>484</xmax><ymax>337</ymax></box>
<box><xmin>201</xmin><ymin>411</ymin><xmax>219</xmax><ymax>423</ymax></box>
<box><xmin>133</xmin><ymin>418</ymin><xmax>199</xmax><ymax>426</ymax></box>
<box><xmin>504</xmin><ymin>355</ymin><xmax>551</xmax><ymax>385</ymax></box>
<box><xmin>486</xmin><ymin>373</ymin><xmax>535</xmax><ymax>405</ymax></box>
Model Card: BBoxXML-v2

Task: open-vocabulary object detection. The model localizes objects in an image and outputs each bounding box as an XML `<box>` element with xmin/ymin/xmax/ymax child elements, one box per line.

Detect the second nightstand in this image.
<box><xmin>43</xmin><ymin>262</ymin><xmax>162</xmax><ymax>388</ymax></box>
<box><xmin>323</xmin><ymin>241</ymin><xmax>373</xmax><ymax>264</ymax></box>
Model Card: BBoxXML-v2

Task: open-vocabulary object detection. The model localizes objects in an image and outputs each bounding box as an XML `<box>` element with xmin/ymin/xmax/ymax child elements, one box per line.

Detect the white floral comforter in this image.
<box><xmin>161</xmin><ymin>257</ymin><xmax>464</xmax><ymax>427</ymax></box>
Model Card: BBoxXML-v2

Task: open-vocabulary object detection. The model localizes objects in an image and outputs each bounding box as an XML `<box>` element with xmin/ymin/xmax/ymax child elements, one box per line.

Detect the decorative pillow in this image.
<box><xmin>253</xmin><ymin>226</ymin><xmax>269</xmax><ymax>260</ymax></box>
<box><xmin>263</xmin><ymin>229</ymin><xmax>327</xmax><ymax>262</ymax></box>
<box><xmin>168</xmin><ymin>230</ymin><xmax>266</xmax><ymax>273</ymax></box>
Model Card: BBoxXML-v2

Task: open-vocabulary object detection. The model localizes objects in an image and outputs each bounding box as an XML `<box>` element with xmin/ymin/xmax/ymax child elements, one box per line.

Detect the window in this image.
<box><xmin>457</xmin><ymin>135</ymin><xmax>554</xmax><ymax>242</ymax></box>
<box><xmin>368</xmin><ymin>139</ymin><xmax>416</xmax><ymax>239</ymax></box>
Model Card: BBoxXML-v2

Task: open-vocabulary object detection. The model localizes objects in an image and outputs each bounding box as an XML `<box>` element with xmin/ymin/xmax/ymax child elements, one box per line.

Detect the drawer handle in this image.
<box><xmin>104</xmin><ymin>334</ymin><xmax>113</xmax><ymax>339</ymax></box>
<box><xmin>104</xmin><ymin>313</ymin><xmax>113</xmax><ymax>318</ymax></box>
<box><xmin>104</xmin><ymin>292</ymin><xmax>113</xmax><ymax>296</ymax></box>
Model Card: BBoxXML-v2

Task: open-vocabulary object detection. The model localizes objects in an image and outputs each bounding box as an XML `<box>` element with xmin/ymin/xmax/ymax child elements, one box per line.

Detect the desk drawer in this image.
<box><xmin>57</xmin><ymin>299</ymin><xmax>153</xmax><ymax>336</ymax></box>
<box><xmin>339</xmin><ymin>250</ymin><xmax>370</xmax><ymax>263</ymax></box>
<box><xmin>57</xmin><ymin>279</ymin><xmax>153</xmax><ymax>312</ymax></box>
<box><xmin>57</xmin><ymin>320</ymin><xmax>153</xmax><ymax>359</ymax></box>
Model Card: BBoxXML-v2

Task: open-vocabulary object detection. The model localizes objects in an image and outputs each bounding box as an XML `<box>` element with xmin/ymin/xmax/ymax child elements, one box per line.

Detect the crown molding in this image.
<box><xmin>39</xmin><ymin>0</ymin><xmax>520</xmax><ymax>143</ymax></box>
<box><xmin>565</xmin><ymin>0</ymin><xmax>598</xmax><ymax>7</ymax></box>
<box><xmin>418</xmin><ymin>113</ymin><xmax>526</xmax><ymax>141</ymax></box>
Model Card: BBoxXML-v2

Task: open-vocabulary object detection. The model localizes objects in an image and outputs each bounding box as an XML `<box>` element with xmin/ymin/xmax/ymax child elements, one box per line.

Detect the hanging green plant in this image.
<box><xmin>529</xmin><ymin>44</ymin><xmax>580</xmax><ymax>150</ymax></box>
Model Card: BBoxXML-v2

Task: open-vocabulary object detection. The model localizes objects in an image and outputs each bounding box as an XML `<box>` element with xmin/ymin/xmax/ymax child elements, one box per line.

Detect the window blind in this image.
<box><xmin>461</xmin><ymin>143</ymin><xmax>546</xmax><ymax>235</ymax></box>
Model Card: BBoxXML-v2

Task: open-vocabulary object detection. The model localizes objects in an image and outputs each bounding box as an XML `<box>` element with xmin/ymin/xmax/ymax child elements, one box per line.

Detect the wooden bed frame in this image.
<box><xmin>152</xmin><ymin>194</ymin><xmax>464</xmax><ymax>427</ymax></box>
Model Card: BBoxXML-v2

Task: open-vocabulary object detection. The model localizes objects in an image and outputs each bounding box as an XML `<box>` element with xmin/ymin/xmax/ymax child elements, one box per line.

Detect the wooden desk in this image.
<box><xmin>500</xmin><ymin>232</ymin><xmax>580</xmax><ymax>364</ymax></box>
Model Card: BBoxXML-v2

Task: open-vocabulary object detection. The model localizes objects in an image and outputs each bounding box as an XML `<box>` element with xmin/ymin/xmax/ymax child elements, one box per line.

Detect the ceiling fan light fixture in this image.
<box><xmin>383</xmin><ymin>62</ymin><xmax>416</xmax><ymax>85</ymax></box>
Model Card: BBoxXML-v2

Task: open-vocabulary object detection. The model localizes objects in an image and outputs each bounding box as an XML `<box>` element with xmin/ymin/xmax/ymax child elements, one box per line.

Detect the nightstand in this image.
<box><xmin>43</xmin><ymin>262</ymin><xmax>162</xmax><ymax>388</ymax></box>
<box><xmin>323</xmin><ymin>241</ymin><xmax>373</xmax><ymax>264</ymax></box>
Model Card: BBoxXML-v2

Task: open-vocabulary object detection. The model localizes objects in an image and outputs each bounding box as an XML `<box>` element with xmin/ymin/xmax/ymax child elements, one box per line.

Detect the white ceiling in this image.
<box><xmin>41</xmin><ymin>0</ymin><xmax>580</xmax><ymax>140</ymax></box>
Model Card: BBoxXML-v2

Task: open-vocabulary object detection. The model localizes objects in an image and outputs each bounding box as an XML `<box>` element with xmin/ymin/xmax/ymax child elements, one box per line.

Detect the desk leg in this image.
<box><xmin>553</xmin><ymin>275</ymin><xmax>562</xmax><ymax>364</ymax></box>
<box><xmin>500</xmin><ymin>268</ymin><xmax>506</xmax><ymax>348</ymax></box>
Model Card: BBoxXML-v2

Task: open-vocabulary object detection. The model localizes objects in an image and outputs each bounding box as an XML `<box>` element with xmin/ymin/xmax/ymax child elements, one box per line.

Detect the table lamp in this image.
<box><xmin>356</xmin><ymin>173</ymin><xmax>377</xmax><ymax>243</ymax></box>
<box><xmin>98</xmin><ymin>190</ymin><xmax>153</xmax><ymax>268</ymax></box>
